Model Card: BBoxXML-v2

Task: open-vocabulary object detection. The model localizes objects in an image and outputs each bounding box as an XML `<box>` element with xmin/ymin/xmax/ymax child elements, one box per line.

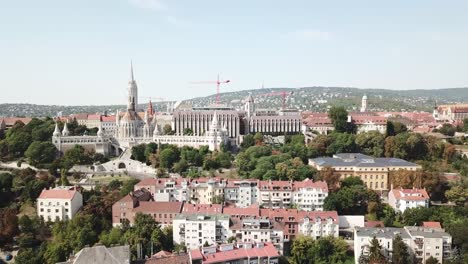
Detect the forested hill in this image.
<box><xmin>1</xmin><ymin>87</ymin><xmax>467</xmax><ymax>117</ymax></box>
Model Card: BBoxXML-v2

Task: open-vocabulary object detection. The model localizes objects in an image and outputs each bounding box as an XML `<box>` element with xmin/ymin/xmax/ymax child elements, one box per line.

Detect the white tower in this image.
<box><xmin>62</xmin><ymin>122</ymin><xmax>70</xmax><ymax>136</ymax></box>
<box><xmin>245</xmin><ymin>94</ymin><xmax>255</xmax><ymax>118</ymax></box>
<box><xmin>360</xmin><ymin>94</ymin><xmax>368</xmax><ymax>112</ymax></box>
<box><xmin>127</xmin><ymin>61</ymin><xmax>138</xmax><ymax>112</ymax></box>
<box><xmin>53</xmin><ymin>122</ymin><xmax>61</xmax><ymax>138</ymax></box>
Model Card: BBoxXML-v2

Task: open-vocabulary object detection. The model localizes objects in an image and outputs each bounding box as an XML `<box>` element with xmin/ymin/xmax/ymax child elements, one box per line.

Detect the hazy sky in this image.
<box><xmin>2</xmin><ymin>0</ymin><xmax>468</xmax><ymax>105</ymax></box>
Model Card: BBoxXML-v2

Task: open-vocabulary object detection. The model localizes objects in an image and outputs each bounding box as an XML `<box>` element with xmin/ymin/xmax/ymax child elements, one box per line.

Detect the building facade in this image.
<box><xmin>388</xmin><ymin>188</ymin><xmax>430</xmax><ymax>213</ymax></box>
<box><xmin>37</xmin><ymin>186</ymin><xmax>83</xmax><ymax>222</ymax></box>
<box><xmin>309</xmin><ymin>153</ymin><xmax>422</xmax><ymax>192</ymax></box>
<box><xmin>354</xmin><ymin>226</ymin><xmax>452</xmax><ymax>264</ymax></box>
<box><xmin>173</xmin><ymin>214</ymin><xmax>232</xmax><ymax>250</ymax></box>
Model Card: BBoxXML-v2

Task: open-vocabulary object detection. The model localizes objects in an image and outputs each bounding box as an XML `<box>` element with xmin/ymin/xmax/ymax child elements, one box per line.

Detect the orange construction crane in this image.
<box><xmin>190</xmin><ymin>74</ymin><xmax>231</xmax><ymax>105</ymax></box>
<box><xmin>260</xmin><ymin>91</ymin><xmax>294</xmax><ymax>110</ymax></box>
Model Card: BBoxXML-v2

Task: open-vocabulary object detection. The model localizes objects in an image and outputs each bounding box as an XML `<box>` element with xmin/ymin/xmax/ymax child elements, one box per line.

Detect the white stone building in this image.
<box><xmin>298</xmin><ymin>213</ymin><xmax>339</xmax><ymax>239</ymax></box>
<box><xmin>224</xmin><ymin>179</ymin><xmax>259</xmax><ymax>208</ymax></box>
<box><xmin>173</xmin><ymin>214</ymin><xmax>232</xmax><ymax>250</ymax></box>
<box><xmin>258</xmin><ymin>179</ymin><xmax>328</xmax><ymax>210</ymax></box>
<box><xmin>388</xmin><ymin>188</ymin><xmax>430</xmax><ymax>213</ymax></box>
<box><xmin>37</xmin><ymin>186</ymin><xmax>83</xmax><ymax>222</ymax></box>
<box><xmin>354</xmin><ymin>226</ymin><xmax>452</xmax><ymax>264</ymax></box>
<box><xmin>230</xmin><ymin>218</ymin><xmax>285</xmax><ymax>254</ymax></box>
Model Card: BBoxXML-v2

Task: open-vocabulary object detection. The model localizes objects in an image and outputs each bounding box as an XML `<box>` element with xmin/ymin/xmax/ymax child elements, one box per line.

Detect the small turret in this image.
<box><xmin>62</xmin><ymin>121</ymin><xmax>70</xmax><ymax>136</ymax></box>
<box><xmin>53</xmin><ymin>122</ymin><xmax>61</xmax><ymax>137</ymax></box>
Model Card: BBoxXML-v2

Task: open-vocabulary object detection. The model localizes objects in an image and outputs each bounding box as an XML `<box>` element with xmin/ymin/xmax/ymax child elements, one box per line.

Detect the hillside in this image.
<box><xmin>1</xmin><ymin>87</ymin><xmax>467</xmax><ymax>117</ymax></box>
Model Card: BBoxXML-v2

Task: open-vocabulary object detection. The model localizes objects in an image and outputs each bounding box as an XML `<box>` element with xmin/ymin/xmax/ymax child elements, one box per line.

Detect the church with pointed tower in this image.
<box><xmin>52</xmin><ymin>62</ymin><xmax>229</xmax><ymax>157</ymax></box>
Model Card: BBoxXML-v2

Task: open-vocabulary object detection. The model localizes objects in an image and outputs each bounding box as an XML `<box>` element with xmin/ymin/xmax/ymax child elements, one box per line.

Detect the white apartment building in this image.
<box><xmin>37</xmin><ymin>186</ymin><xmax>83</xmax><ymax>222</ymax></box>
<box><xmin>224</xmin><ymin>180</ymin><xmax>258</xmax><ymax>208</ymax></box>
<box><xmin>298</xmin><ymin>214</ymin><xmax>339</xmax><ymax>239</ymax></box>
<box><xmin>354</xmin><ymin>226</ymin><xmax>452</xmax><ymax>264</ymax></box>
<box><xmin>173</xmin><ymin>214</ymin><xmax>231</xmax><ymax>250</ymax></box>
<box><xmin>258</xmin><ymin>179</ymin><xmax>328</xmax><ymax>210</ymax></box>
<box><xmin>134</xmin><ymin>177</ymin><xmax>190</xmax><ymax>202</ymax></box>
<box><xmin>135</xmin><ymin>177</ymin><xmax>328</xmax><ymax>210</ymax></box>
<box><xmin>230</xmin><ymin>218</ymin><xmax>285</xmax><ymax>254</ymax></box>
<box><xmin>388</xmin><ymin>188</ymin><xmax>429</xmax><ymax>213</ymax></box>
<box><xmin>292</xmin><ymin>179</ymin><xmax>328</xmax><ymax>211</ymax></box>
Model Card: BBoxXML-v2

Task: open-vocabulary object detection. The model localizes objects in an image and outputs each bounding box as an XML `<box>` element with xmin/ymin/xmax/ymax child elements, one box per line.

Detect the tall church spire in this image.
<box><xmin>127</xmin><ymin>61</ymin><xmax>138</xmax><ymax>111</ymax></box>
<box><xmin>130</xmin><ymin>60</ymin><xmax>135</xmax><ymax>81</ymax></box>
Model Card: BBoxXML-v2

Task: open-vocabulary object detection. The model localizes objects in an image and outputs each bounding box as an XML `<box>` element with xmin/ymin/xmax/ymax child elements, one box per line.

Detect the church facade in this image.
<box><xmin>52</xmin><ymin>64</ymin><xmax>229</xmax><ymax>156</ymax></box>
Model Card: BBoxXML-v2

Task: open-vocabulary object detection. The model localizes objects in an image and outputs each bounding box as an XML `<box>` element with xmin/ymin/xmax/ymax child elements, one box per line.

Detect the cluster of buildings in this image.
<box><xmin>112</xmin><ymin>186</ymin><xmax>338</xmax><ymax>254</ymax></box>
<box><xmin>37</xmin><ymin>176</ymin><xmax>441</xmax><ymax>264</ymax></box>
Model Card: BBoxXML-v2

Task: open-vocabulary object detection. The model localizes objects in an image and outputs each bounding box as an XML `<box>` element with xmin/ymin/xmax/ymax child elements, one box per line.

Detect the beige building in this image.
<box><xmin>309</xmin><ymin>153</ymin><xmax>421</xmax><ymax>193</ymax></box>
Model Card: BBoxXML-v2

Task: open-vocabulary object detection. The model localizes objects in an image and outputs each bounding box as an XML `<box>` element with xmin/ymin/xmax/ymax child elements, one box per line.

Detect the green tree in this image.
<box><xmin>438</xmin><ymin>124</ymin><xmax>456</xmax><ymax>136</ymax></box>
<box><xmin>99</xmin><ymin>227</ymin><xmax>124</xmax><ymax>247</ymax></box>
<box><xmin>368</xmin><ymin>236</ymin><xmax>386</xmax><ymax>264</ymax></box>
<box><xmin>163</xmin><ymin>124</ymin><xmax>174</xmax><ymax>135</ymax></box>
<box><xmin>120</xmin><ymin>178</ymin><xmax>140</xmax><ymax>196</ymax></box>
<box><xmin>173</xmin><ymin>159</ymin><xmax>189</xmax><ymax>173</ymax></box>
<box><xmin>240</xmin><ymin>134</ymin><xmax>255</xmax><ymax>149</ymax></box>
<box><xmin>326</xmin><ymin>132</ymin><xmax>356</xmax><ymax>154</ymax></box>
<box><xmin>329</xmin><ymin>106</ymin><xmax>349</xmax><ymax>133</ymax></box>
<box><xmin>425</xmin><ymin>256</ymin><xmax>439</xmax><ymax>264</ymax></box>
<box><xmin>341</xmin><ymin>176</ymin><xmax>364</xmax><ymax>188</ymax></box>
<box><xmin>356</xmin><ymin>131</ymin><xmax>385</xmax><ymax>157</ymax></box>
<box><xmin>62</xmin><ymin>145</ymin><xmax>92</xmax><ymax>169</ymax></box>
<box><xmin>25</xmin><ymin>141</ymin><xmax>56</xmax><ymax>166</ymax></box>
<box><xmin>131</xmin><ymin>144</ymin><xmax>147</xmax><ymax>163</ymax></box>
<box><xmin>392</xmin><ymin>234</ymin><xmax>410</xmax><ymax>264</ymax></box>
<box><xmin>0</xmin><ymin>172</ymin><xmax>13</xmax><ymax>192</ymax></box>
<box><xmin>445</xmin><ymin>185</ymin><xmax>468</xmax><ymax>205</ymax></box>
<box><xmin>254</xmin><ymin>132</ymin><xmax>264</xmax><ymax>145</ymax></box>
<box><xmin>183</xmin><ymin>128</ymin><xmax>193</xmax><ymax>135</ymax></box>
<box><xmin>159</xmin><ymin>148</ymin><xmax>180</xmax><ymax>169</ymax></box>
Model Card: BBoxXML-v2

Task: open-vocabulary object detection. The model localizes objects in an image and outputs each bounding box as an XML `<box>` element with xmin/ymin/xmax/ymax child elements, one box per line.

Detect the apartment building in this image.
<box><xmin>230</xmin><ymin>218</ymin><xmax>285</xmax><ymax>254</ymax></box>
<box><xmin>259</xmin><ymin>209</ymin><xmax>339</xmax><ymax>241</ymax></box>
<box><xmin>292</xmin><ymin>179</ymin><xmax>328</xmax><ymax>211</ymax></box>
<box><xmin>354</xmin><ymin>226</ymin><xmax>452</xmax><ymax>264</ymax></box>
<box><xmin>224</xmin><ymin>179</ymin><xmax>258</xmax><ymax>208</ymax></box>
<box><xmin>132</xmin><ymin>201</ymin><xmax>183</xmax><ymax>228</ymax></box>
<box><xmin>189</xmin><ymin>242</ymin><xmax>280</xmax><ymax>264</ymax></box>
<box><xmin>37</xmin><ymin>186</ymin><xmax>83</xmax><ymax>222</ymax></box>
<box><xmin>134</xmin><ymin>177</ymin><xmax>190</xmax><ymax>202</ymax></box>
<box><xmin>173</xmin><ymin>214</ymin><xmax>232</xmax><ymax>250</ymax></box>
<box><xmin>135</xmin><ymin>177</ymin><xmax>328</xmax><ymax>210</ymax></box>
<box><xmin>388</xmin><ymin>188</ymin><xmax>430</xmax><ymax>213</ymax></box>
<box><xmin>112</xmin><ymin>189</ymin><xmax>153</xmax><ymax>227</ymax></box>
<box><xmin>190</xmin><ymin>178</ymin><xmax>227</xmax><ymax>204</ymax></box>
<box><xmin>309</xmin><ymin>153</ymin><xmax>422</xmax><ymax>192</ymax></box>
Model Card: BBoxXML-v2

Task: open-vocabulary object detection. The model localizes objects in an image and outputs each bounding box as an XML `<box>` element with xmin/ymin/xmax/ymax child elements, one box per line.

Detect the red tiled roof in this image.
<box><xmin>293</xmin><ymin>179</ymin><xmax>328</xmax><ymax>192</ymax></box>
<box><xmin>223</xmin><ymin>206</ymin><xmax>260</xmax><ymax>217</ymax></box>
<box><xmin>0</xmin><ymin>117</ymin><xmax>32</xmax><ymax>126</ymax></box>
<box><xmin>391</xmin><ymin>188</ymin><xmax>429</xmax><ymax>201</ymax></box>
<box><xmin>181</xmin><ymin>203</ymin><xmax>223</xmax><ymax>214</ymax></box>
<box><xmin>190</xmin><ymin>243</ymin><xmax>280</xmax><ymax>264</ymax></box>
<box><xmin>133</xmin><ymin>201</ymin><xmax>183</xmax><ymax>213</ymax></box>
<box><xmin>422</xmin><ymin>221</ymin><xmax>441</xmax><ymax>228</ymax></box>
<box><xmin>38</xmin><ymin>189</ymin><xmax>78</xmax><ymax>200</ymax></box>
<box><xmin>365</xmin><ymin>221</ymin><xmax>384</xmax><ymax>227</ymax></box>
<box><xmin>351</xmin><ymin>115</ymin><xmax>387</xmax><ymax>125</ymax></box>
<box><xmin>101</xmin><ymin>115</ymin><xmax>116</xmax><ymax>122</ymax></box>
<box><xmin>71</xmin><ymin>113</ymin><xmax>88</xmax><ymax>119</ymax></box>
<box><xmin>87</xmin><ymin>114</ymin><xmax>102</xmax><ymax>121</ymax></box>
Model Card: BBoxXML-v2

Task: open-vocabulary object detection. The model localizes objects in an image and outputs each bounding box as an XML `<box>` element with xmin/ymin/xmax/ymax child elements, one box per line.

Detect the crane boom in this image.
<box><xmin>190</xmin><ymin>74</ymin><xmax>230</xmax><ymax>105</ymax></box>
